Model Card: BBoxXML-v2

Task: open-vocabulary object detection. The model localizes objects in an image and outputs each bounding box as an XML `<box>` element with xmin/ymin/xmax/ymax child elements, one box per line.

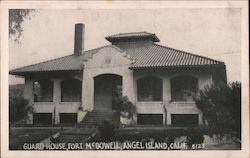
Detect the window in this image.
<box><xmin>171</xmin><ymin>114</ymin><xmax>199</xmax><ymax>126</ymax></box>
<box><xmin>61</xmin><ymin>79</ymin><xmax>82</xmax><ymax>102</ymax></box>
<box><xmin>137</xmin><ymin>114</ymin><xmax>163</xmax><ymax>125</ymax></box>
<box><xmin>171</xmin><ymin>76</ymin><xmax>198</xmax><ymax>101</ymax></box>
<box><xmin>137</xmin><ymin>76</ymin><xmax>163</xmax><ymax>101</ymax></box>
<box><xmin>33</xmin><ymin>113</ymin><xmax>52</xmax><ymax>124</ymax></box>
<box><xmin>33</xmin><ymin>79</ymin><xmax>53</xmax><ymax>102</ymax></box>
<box><xmin>59</xmin><ymin>113</ymin><xmax>77</xmax><ymax>124</ymax></box>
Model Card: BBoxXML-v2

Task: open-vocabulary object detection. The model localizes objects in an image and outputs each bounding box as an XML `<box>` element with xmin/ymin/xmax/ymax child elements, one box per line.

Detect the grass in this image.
<box><xmin>9</xmin><ymin>128</ymin><xmax>61</xmax><ymax>150</ymax></box>
<box><xmin>89</xmin><ymin>126</ymin><xmax>205</xmax><ymax>142</ymax></box>
<box><xmin>87</xmin><ymin>126</ymin><xmax>241</xmax><ymax>150</ymax></box>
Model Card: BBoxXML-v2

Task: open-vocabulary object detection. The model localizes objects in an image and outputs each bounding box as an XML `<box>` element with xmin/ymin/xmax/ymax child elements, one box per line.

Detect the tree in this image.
<box><xmin>195</xmin><ymin>82</ymin><xmax>241</xmax><ymax>139</ymax></box>
<box><xmin>112</xmin><ymin>96</ymin><xmax>136</xmax><ymax>119</ymax></box>
<box><xmin>9</xmin><ymin>84</ymin><xmax>34</xmax><ymax>124</ymax></box>
<box><xmin>9</xmin><ymin>97</ymin><xmax>33</xmax><ymax>124</ymax></box>
<box><xmin>9</xmin><ymin>9</ymin><xmax>35</xmax><ymax>42</ymax></box>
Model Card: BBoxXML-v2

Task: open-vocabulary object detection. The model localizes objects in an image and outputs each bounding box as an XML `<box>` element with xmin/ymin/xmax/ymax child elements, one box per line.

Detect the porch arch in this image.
<box><xmin>61</xmin><ymin>78</ymin><xmax>82</xmax><ymax>102</ymax></box>
<box><xmin>170</xmin><ymin>75</ymin><xmax>198</xmax><ymax>101</ymax></box>
<box><xmin>33</xmin><ymin>79</ymin><xmax>53</xmax><ymax>102</ymax></box>
<box><xmin>137</xmin><ymin>76</ymin><xmax>163</xmax><ymax>102</ymax></box>
<box><xmin>94</xmin><ymin>74</ymin><xmax>123</xmax><ymax>111</ymax></box>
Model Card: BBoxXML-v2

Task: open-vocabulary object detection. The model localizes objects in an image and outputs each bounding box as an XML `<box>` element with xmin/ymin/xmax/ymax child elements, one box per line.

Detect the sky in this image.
<box><xmin>9</xmin><ymin>9</ymin><xmax>241</xmax><ymax>85</ymax></box>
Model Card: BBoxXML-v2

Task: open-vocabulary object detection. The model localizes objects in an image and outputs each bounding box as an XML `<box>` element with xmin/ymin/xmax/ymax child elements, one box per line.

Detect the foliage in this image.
<box><xmin>9</xmin><ymin>84</ymin><xmax>24</xmax><ymax>98</ymax></box>
<box><xmin>185</xmin><ymin>129</ymin><xmax>204</xmax><ymax>147</ymax></box>
<box><xmin>112</xmin><ymin>96</ymin><xmax>136</xmax><ymax>119</ymax></box>
<box><xmin>98</xmin><ymin>120</ymin><xmax>116</xmax><ymax>142</ymax></box>
<box><xmin>195</xmin><ymin>82</ymin><xmax>241</xmax><ymax>139</ymax></box>
<box><xmin>9</xmin><ymin>9</ymin><xmax>35</xmax><ymax>42</ymax></box>
<box><xmin>9</xmin><ymin>97</ymin><xmax>33</xmax><ymax>124</ymax></box>
<box><xmin>9</xmin><ymin>84</ymin><xmax>33</xmax><ymax>124</ymax></box>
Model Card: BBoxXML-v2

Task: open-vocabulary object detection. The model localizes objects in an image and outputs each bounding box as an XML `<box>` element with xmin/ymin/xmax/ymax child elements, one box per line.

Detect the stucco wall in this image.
<box><xmin>81</xmin><ymin>46</ymin><xmax>134</xmax><ymax>111</ymax></box>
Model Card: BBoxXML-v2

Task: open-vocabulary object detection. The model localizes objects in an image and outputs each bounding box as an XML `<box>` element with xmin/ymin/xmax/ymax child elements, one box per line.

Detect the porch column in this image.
<box><xmin>163</xmin><ymin>76</ymin><xmax>171</xmax><ymax>125</ymax></box>
<box><xmin>53</xmin><ymin>79</ymin><xmax>61</xmax><ymax>103</ymax></box>
<box><xmin>53</xmin><ymin>79</ymin><xmax>61</xmax><ymax>124</ymax></box>
<box><xmin>82</xmin><ymin>69</ymin><xmax>94</xmax><ymax>111</ymax></box>
<box><xmin>24</xmin><ymin>78</ymin><xmax>34</xmax><ymax>103</ymax></box>
<box><xmin>122</xmin><ymin>70</ymin><xmax>135</xmax><ymax>103</ymax></box>
<box><xmin>24</xmin><ymin>78</ymin><xmax>34</xmax><ymax>124</ymax></box>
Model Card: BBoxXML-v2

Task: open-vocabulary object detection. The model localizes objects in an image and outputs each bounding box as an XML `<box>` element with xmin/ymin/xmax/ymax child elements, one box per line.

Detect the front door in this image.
<box><xmin>94</xmin><ymin>83</ymin><xmax>113</xmax><ymax>111</ymax></box>
<box><xmin>94</xmin><ymin>74</ymin><xmax>122</xmax><ymax>111</ymax></box>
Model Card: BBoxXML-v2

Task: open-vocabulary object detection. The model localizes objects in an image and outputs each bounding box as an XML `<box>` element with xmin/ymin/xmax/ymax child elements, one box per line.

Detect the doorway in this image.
<box><xmin>94</xmin><ymin>74</ymin><xmax>122</xmax><ymax>111</ymax></box>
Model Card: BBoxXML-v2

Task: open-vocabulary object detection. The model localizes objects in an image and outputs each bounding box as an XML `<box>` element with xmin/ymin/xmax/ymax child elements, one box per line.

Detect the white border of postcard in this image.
<box><xmin>1</xmin><ymin>1</ymin><xmax>249</xmax><ymax>158</ymax></box>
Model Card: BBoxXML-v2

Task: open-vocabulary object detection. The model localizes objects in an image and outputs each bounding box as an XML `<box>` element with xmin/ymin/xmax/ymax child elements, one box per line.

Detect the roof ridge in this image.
<box><xmin>153</xmin><ymin>43</ymin><xmax>225</xmax><ymax>65</ymax></box>
<box><xmin>111</xmin><ymin>31</ymin><xmax>151</xmax><ymax>35</ymax></box>
<box><xmin>106</xmin><ymin>32</ymin><xmax>155</xmax><ymax>39</ymax></box>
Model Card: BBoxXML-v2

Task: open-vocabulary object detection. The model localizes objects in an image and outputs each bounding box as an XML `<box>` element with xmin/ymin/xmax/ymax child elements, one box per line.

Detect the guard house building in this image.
<box><xmin>10</xmin><ymin>23</ymin><xmax>227</xmax><ymax>126</ymax></box>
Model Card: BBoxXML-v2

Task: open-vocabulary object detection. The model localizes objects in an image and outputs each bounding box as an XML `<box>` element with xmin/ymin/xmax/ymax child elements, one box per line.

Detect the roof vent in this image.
<box><xmin>105</xmin><ymin>32</ymin><xmax>160</xmax><ymax>44</ymax></box>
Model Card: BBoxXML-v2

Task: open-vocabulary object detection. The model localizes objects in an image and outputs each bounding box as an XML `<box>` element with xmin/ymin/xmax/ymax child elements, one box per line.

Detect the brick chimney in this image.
<box><xmin>74</xmin><ymin>23</ymin><xmax>85</xmax><ymax>56</ymax></box>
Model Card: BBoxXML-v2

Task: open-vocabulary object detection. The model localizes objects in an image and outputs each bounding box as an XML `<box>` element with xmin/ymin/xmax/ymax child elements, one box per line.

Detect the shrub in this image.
<box><xmin>195</xmin><ymin>82</ymin><xmax>241</xmax><ymax>139</ymax></box>
<box><xmin>186</xmin><ymin>133</ymin><xmax>204</xmax><ymax>147</ymax></box>
<box><xmin>112</xmin><ymin>96</ymin><xmax>136</xmax><ymax>119</ymax></box>
<box><xmin>9</xmin><ymin>96</ymin><xmax>33</xmax><ymax>124</ymax></box>
<box><xmin>9</xmin><ymin>84</ymin><xmax>34</xmax><ymax>124</ymax></box>
<box><xmin>98</xmin><ymin>120</ymin><xmax>116</xmax><ymax>142</ymax></box>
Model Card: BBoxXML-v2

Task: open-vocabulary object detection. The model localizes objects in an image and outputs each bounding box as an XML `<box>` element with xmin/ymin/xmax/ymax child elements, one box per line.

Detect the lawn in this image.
<box><xmin>9</xmin><ymin>128</ymin><xmax>61</xmax><ymax>150</ymax></box>
<box><xmin>87</xmin><ymin>126</ymin><xmax>241</xmax><ymax>150</ymax></box>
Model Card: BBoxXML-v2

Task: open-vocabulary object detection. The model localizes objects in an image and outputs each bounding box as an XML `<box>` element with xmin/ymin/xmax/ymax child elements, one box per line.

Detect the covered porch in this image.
<box><xmin>133</xmin><ymin>69</ymin><xmax>212</xmax><ymax>126</ymax></box>
<box><xmin>23</xmin><ymin>73</ymin><xmax>84</xmax><ymax>125</ymax></box>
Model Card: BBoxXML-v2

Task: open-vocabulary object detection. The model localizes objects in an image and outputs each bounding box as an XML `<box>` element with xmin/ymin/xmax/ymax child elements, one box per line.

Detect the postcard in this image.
<box><xmin>1</xmin><ymin>1</ymin><xmax>249</xmax><ymax>158</ymax></box>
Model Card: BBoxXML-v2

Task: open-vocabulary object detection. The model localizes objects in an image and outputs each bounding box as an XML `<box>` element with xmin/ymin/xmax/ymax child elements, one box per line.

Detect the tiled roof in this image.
<box><xmin>9</xmin><ymin>47</ymin><xmax>101</xmax><ymax>75</ymax></box>
<box><xmin>10</xmin><ymin>38</ymin><xmax>224</xmax><ymax>76</ymax></box>
<box><xmin>118</xmin><ymin>43</ymin><xmax>224</xmax><ymax>69</ymax></box>
<box><xmin>105</xmin><ymin>32</ymin><xmax>160</xmax><ymax>43</ymax></box>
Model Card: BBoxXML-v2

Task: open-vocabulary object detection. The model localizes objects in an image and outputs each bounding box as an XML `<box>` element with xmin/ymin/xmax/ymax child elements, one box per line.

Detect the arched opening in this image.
<box><xmin>94</xmin><ymin>74</ymin><xmax>122</xmax><ymax>111</ymax></box>
<box><xmin>137</xmin><ymin>76</ymin><xmax>163</xmax><ymax>102</ymax></box>
<box><xmin>171</xmin><ymin>76</ymin><xmax>198</xmax><ymax>101</ymax></box>
<box><xmin>33</xmin><ymin>79</ymin><xmax>53</xmax><ymax>102</ymax></box>
<box><xmin>61</xmin><ymin>78</ymin><xmax>82</xmax><ymax>102</ymax></box>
